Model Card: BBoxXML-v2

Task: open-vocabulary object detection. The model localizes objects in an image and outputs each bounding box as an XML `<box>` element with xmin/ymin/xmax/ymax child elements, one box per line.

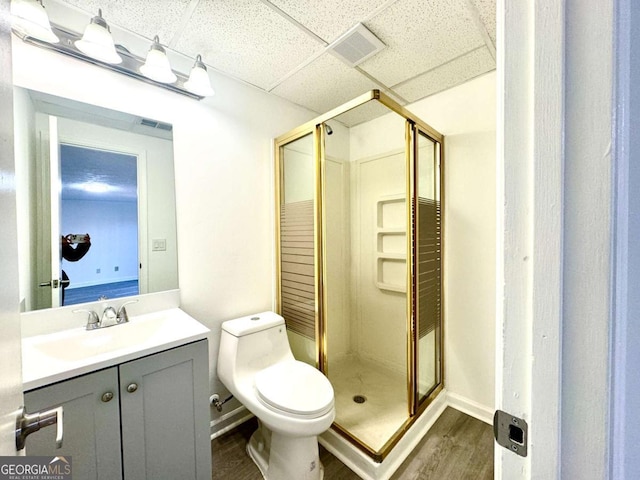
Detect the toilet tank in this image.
<box><xmin>218</xmin><ymin>312</ymin><xmax>294</xmax><ymax>385</ymax></box>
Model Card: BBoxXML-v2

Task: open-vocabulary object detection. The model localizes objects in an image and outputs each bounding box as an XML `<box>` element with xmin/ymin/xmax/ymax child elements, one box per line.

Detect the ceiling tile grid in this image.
<box><xmin>271</xmin><ymin>53</ymin><xmax>381</xmax><ymax>114</ymax></box>
<box><xmin>393</xmin><ymin>46</ymin><xmax>495</xmax><ymax>102</ymax></box>
<box><xmin>53</xmin><ymin>0</ymin><xmax>497</xmax><ymax>118</ymax></box>
<box><xmin>358</xmin><ymin>0</ymin><xmax>487</xmax><ymax>87</ymax></box>
<box><xmin>173</xmin><ymin>0</ymin><xmax>326</xmax><ymax>90</ymax></box>
<box><xmin>469</xmin><ymin>0</ymin><xmax>496</xmax><ymax>46</ymax></box>
<box><xmin>60</xmin><ymin>0</ymin><xmax>193</xmax><ymax>44</ymax></box>
<box><xmin>332</xmin><ymin>98</ymin><xmax>397</xmax><ymax>128</ymax></box>
<box><xmin>267</xmin><ymin>0</ymin><xmax>392</xmax><ymax>43</ymax></box>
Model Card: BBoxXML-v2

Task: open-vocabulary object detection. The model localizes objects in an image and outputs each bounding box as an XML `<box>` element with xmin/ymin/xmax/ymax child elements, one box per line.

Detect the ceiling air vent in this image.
<box><xmin>328</xmin><ymin>23</ymin><xmax>386</xmax><ymax>68</ymax></box>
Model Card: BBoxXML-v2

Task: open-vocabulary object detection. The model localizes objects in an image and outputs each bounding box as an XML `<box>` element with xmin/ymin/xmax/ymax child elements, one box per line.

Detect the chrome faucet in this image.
<box><xmin>73</xmin><ymin>309</ymin><xmax>101</xmax><ymax>330</ymax></box>
<box><xmin>116</xmin><ymin>300</ymin><xmax>138</xmax><ymax>324</ymax></box>
<box><xmin>74</xmin><ymin>300</ymin><xmax>138</xmax><ymax>330</ymax></box>
<box><xmin>101</xmin><ymin>306</ymin><xmax>117</xmax><ymax>325</ymax></box>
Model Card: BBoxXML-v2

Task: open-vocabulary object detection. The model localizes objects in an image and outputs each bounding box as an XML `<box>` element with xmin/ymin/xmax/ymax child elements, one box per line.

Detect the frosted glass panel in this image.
<box><xmin>279</xmin><ymin>133</ymin><xmax>316</xmax><ymax>365</ymax></box>
<box><xmin>416</xmin><ymin>131</ymin><xmax>442</xmax><ymax>402</ymax></box>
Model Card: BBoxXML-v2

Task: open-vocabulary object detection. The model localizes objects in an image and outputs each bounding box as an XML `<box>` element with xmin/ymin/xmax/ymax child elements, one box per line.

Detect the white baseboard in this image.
<box><xmin>446</xmin><ymin>391</ymin><xmax>493</xmax><ymax>425</ymax></box>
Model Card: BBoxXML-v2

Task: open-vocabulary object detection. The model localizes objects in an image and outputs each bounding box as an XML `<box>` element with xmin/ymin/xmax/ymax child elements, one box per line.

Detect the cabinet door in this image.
<box><xmin>24</xmin><ymin>367</ymin><xmax>122</xmax><ymax>480</ymax></box>
<box><xmin>120</xmin><ymin>340</ymin><xmax>211</xmax><ymax>480</ymax></box>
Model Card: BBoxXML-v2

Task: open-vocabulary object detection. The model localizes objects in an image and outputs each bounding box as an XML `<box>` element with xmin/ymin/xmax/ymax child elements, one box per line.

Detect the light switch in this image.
<box><xmin>152</xmin><ymin>239</ymin><xmax>167</xmax><ymax>251</ymax></box>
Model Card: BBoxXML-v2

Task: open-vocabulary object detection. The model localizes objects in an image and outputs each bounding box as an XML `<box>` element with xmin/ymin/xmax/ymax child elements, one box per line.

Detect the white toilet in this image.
<box><xmin>217</xmin><ymin>311</ymin><xmax>335</xmax><ymax>480</ymax></box>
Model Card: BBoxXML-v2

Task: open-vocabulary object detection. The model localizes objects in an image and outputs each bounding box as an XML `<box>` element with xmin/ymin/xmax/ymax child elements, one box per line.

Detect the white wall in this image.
<box><xmin>13</xmin><ymin>87</ymin><xmax>36</xmax><ymax>311</ymax></box>
<box><xmin>12</xmin><ymin>26</ymin><xmax>315</xmax><ymax>422</ymax></box>
<box><xmin>411</xmin><ymin>72</ymin><xmax>496</xmax><ymax>416</ymax></box>
<box><xmin>61</xmin><ymin>199</ymin><xmax>138</xmax><ymax>287</ymax></box>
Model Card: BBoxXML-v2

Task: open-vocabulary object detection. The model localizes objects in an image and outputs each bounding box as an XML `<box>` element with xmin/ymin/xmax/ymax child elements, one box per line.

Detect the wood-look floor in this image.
<box><xmin>210</xmin><ymin>407</ymin><xmax>494</xmax><ymax>480</ymax></box>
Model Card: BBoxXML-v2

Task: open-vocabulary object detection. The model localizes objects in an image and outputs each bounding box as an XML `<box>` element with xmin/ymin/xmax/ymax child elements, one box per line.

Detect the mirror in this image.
<box><xmin>14</xmin><ymin>87</ymin><xmax>179</xmax><ymax>312</ymax></box>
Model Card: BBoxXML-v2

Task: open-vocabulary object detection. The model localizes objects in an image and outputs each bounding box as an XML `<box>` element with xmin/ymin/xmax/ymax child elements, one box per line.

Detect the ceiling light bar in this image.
<box><xmin>11</xmin><ymin>7</ymin><xmax>214</xmax><ymax>100</ymax></box>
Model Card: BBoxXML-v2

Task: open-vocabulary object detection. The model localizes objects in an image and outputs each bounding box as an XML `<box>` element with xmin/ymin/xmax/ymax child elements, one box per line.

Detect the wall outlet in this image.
<box><xmin>96</xmin><ymin>268</ymin><xmax>101</xmax><ymax>274</ymax></box>
<box><xmin>114</xmin><ymin>266</ymin><xmax>119</xmax><ymax>272</ymax></box>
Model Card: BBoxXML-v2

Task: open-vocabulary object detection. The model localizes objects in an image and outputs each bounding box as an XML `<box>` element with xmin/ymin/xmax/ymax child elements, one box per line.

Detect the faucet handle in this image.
<box><xmin>116</xmin><ymin>300</ymin><xmax>139</xmax><ymax>324</ymax></box>
<box><xmin>73</xmin><ymin>309</ymin><xmax>100</xmax><ymax>330</ymax></box>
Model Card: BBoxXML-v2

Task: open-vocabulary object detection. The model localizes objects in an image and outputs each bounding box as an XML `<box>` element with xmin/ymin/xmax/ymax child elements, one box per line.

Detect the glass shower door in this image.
<box><xmin>322</xmin><ymin>104</ymin><xmax>410</xmax><ymax>458</ymax></box>
<box><xmin>276</xmin><ymin>132</ymin><xmax>318</xmax><ymax>366</ymax></box>
<box><xmin>415</xmin><ymin>129</ymin><xmax>442</xmax><ymax>403</ymax></box>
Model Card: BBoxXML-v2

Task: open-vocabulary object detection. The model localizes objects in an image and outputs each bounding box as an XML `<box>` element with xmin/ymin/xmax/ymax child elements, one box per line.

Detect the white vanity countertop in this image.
<box><xmin>22</xmin><ymin>308</ymin><xmax>210</xmax><ymax>391</ymax></box>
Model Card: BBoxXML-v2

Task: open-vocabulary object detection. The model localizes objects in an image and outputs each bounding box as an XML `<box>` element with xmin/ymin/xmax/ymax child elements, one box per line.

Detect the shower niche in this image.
<box><xmin>275</xmin><ymin>91</ymin><xmax>443</xmax><ymax>462</ymax></box>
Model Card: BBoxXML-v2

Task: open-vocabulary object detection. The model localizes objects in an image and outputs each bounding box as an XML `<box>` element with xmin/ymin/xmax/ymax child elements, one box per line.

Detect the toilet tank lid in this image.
<box><xmin>221</xmin><ymin>311</ymin><xmax>285</xmax><ymax>337</ymax></box>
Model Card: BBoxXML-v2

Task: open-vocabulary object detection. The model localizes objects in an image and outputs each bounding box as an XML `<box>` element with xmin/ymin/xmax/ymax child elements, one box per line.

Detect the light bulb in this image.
<box><xmin>184</xmin><ymin>55</ymin><xmax>215</xmax><ymax>97</ymax></box>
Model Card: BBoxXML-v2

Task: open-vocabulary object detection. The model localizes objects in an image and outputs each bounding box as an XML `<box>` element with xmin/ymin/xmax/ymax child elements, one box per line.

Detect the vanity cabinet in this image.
<box><xmin>24</xmin><ymin>340</ymin><xmax>211</xmax><ymax>480</ymax></box>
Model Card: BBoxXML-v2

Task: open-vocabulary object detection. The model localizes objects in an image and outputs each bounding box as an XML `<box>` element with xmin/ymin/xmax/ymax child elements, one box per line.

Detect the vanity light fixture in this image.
<box><xmin>75</xmin><ymin>8</ymin><xmax>122</xmax><ymax>65</ymax></box>
<box><xmin>10</xmin><ymin>0</ymin><xmax>59</xmax><ymax>44</ymax></box>
<box><xmin>10</xmin><ymin>1</ymin><xmax>215</xmax><ymax>100</ymax></box>
<box><xmin>184</xmin><ymin>55</ymin><xmax>215</xmax><ymax>97</ymax></box>
<box><xmin>139</xmin><ymin>35</ymin><xmax>177</xmax><ymax>84</ymax></box>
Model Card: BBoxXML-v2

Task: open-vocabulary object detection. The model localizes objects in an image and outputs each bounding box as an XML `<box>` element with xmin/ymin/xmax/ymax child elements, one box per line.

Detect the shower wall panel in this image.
<box><xmin>351</xmin><ymin>150</ymin><xmax>407</xmax><ymax>374</ymax></box>
<box><xmin>324</xmin><ymin>156</ymin><xmax>351</xmax><ymax>364</ymax></box>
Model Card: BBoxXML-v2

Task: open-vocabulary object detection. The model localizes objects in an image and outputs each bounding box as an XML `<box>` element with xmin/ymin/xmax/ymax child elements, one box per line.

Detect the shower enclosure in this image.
<box><xmin>275</xmin><ymin>91</ymin><xmax>443</xmax><ymax>460</ymax></box>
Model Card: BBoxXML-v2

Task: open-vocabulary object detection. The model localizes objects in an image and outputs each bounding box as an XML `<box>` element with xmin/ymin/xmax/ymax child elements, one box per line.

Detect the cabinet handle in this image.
<box><xmin>101</xmin><ymin>392</ymin><xmax>114</xmax><ymax>402</ymax></box>
<box><xmin>127</xmin><ymin>383</ymin><xmax>138</xmax><ymax>393</ymax></box>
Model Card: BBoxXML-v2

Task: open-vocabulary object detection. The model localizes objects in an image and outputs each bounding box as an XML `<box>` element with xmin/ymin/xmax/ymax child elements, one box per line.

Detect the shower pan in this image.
<box><xmin>274</xmin><ymin>90</ymin><xmax>443</xmax><ymax>463</ymax></box>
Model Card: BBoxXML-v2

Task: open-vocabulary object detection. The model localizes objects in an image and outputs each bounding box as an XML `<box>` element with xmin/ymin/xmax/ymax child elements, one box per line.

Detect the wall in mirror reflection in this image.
<box><xmin>14</xmin><ymin>87</ymin><xmax>179</xmax><ymax>312</ymax></box>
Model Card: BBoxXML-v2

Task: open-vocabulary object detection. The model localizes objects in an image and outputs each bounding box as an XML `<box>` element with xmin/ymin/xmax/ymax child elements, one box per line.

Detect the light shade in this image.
<box><xmin>11</xmin><ymin>0</ymin><xmax>59</xmax><ymax>43</ymax></box>
<box><xmin>184</xmin><ymin>55</ymin><xmax>215</xmax><ymax>97</ymax></box>
<box><xmin>139</xmin><ymin>36</ymin><xmax>177</xmax><ymax>84</ymax></box>
<box><xmin>74</xmin><ymin>9</ymin><xmax>122</xmax><ymax>65</ymax></box>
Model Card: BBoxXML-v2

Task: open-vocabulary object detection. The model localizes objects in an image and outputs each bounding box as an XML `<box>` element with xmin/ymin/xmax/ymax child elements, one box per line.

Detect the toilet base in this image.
<box><xmin>246</xmin><ymin>420</ymin><xmax>324</xmax><ymax>480</ymax></box>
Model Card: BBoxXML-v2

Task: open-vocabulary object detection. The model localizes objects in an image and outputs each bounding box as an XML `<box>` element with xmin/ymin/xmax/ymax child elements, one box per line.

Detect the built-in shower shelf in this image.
<box><xmin>375</xmin><ymin>195</ymin><xmax>406</xmax><ymax>293</ymax></box>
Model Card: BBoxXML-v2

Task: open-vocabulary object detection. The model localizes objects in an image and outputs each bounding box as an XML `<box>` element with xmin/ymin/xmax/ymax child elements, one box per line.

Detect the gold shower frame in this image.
<box><xmin>274</xmin><ymin>90</ymin><xmax>444</xmax><ymax>461</ymax></box>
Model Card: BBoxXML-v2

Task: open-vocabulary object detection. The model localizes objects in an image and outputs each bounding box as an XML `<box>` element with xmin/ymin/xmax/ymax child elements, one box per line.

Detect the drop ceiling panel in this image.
<box><xmin>59</xmin><ymin>0</ymin><xmax>192</xmax><ymax>44</ymax></box>
<box><xmin>173</xmin><ymin>0</ymin><xmax>325</xmax><ymax>90</ymax></box>
<box><xmin>393</xmin><ymin>47</ymin><xmax>495</xmax><ymax>103</ymax></box>
<box><xmin>359</xmin><ymin>0</ymin><xmax>486</xmax><ymax>87</ymax></box>
<box><xmin>268</xmin><ymin>0</ymin><xmax>391</xmax><ymax>43</ymax></box>
<box><xmin>331</xmin><ymin>98</ymin><xmax>396</xmax><ymax>128</ymax></box>
<box><xmin>271</xmin><ymin>53</ymin><xmax>380</xmax><ymax>115</ymax></box>
<box><xmin>470</xmin><ymin>0</ymin><xmax>496</xmax><ymax>46</ymax></box>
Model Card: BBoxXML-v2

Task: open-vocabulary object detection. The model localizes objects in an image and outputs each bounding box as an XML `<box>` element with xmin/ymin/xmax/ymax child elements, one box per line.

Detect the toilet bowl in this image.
<box><xmin>218</xmin><ymin>312</ymin><xmax>335</xmax><ymax>480</ymax></box>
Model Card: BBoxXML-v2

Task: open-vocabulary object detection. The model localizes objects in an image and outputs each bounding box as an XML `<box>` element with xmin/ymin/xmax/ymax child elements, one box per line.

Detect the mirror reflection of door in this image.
<box><xmin>59</xmin><ymin>143</ymin><xmax>139</xmax><ymax>306</ymax></box>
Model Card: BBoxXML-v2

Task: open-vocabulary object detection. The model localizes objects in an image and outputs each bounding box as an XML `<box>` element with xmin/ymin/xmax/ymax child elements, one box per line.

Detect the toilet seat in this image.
<box><xmin>254</xmin><ymin>361</ymin><xmax>334</xmax><ymax>417</ymax></box>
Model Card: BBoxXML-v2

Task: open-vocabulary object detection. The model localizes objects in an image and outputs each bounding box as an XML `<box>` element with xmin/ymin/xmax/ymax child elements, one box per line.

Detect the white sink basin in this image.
<box><xmin>22</xmin><ymin>308</ymin><xmax>210</xmax><ymax>390</ymax></box>
<box><xmin>32</xmin><ymin>314</ymin><xmax>178</xmax><ymax>362</ymax></box>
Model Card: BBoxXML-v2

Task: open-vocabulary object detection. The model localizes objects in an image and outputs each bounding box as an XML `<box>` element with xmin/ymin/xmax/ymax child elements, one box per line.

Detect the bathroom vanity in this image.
<box><xmin>21</xmin><ymin>307</ymin><xmax>212</xmax><ymax>480</ymax></box>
